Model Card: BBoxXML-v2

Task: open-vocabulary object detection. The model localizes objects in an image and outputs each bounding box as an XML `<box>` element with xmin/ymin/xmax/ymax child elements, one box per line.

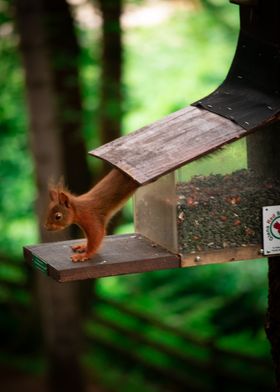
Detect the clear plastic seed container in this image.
<box><xmin>134</xmin><ymin>138</ymin><xmax>280</xmax><ymax>266</ymax></box>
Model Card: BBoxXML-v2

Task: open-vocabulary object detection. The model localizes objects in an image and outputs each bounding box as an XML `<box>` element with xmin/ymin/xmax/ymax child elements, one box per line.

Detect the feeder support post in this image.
<box><xmin>234</xmin><ymin>0</ymin><xmax>280</xmax><ymax>388</ymax></box>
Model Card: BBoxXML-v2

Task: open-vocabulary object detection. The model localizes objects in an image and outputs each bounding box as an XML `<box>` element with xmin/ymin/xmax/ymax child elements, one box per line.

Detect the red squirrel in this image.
<box><xmin>44</xmin><ymin>169</ymin><xmax>138</xmax><ymax>262</ymax></box>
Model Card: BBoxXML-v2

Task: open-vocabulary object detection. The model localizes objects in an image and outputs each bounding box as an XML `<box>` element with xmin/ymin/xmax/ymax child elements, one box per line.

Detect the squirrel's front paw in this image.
<box><xmin>71</xmin><ymin>252</ymin><xmax>90</xmax><ymax>262</ymax></box>
<box><xmin>71</xmin><ymin>243</ymin><xmax>87</xmax><ymax>253</ymax></box>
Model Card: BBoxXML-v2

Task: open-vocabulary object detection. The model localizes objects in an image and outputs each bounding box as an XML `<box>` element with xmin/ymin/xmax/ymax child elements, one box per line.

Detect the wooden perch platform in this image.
<box><xmin>24</xmin><ymin>234</ymin><xmax>180</xmax><ymax>282</ymax></box>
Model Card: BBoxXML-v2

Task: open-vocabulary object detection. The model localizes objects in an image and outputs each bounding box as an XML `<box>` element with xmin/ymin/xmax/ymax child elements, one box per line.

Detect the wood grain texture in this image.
<box><xmin>24</xmin><ymin>234</ymin><xmax>180</xmax><ymax>282</ymax></box>
<box><xmin>181</xmin><ymin>245</ymin><xmax>263</xmax><ymax>268</ymax></box>
<box><xmin>89</xmin><ymin>106</ymin><xmax>247</xmax><ymax>185</ymax></box>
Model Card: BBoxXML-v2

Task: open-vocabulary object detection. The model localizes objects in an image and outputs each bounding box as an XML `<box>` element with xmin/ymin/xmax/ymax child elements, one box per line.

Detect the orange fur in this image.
<box><xmin>45</xmin><ymin>169</ymin><xmax>138</xmax><ymax>262</ymax></box>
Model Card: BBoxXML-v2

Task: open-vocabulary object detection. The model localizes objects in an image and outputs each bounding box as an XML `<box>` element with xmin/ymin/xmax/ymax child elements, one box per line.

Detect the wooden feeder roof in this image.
<box><xmin>89</xmin><ymin>107</ymin><xmax>248</xmax><ymax>185</ymax></box>
<box><xmin>89</xmin><ymin>105</ymin><xmax>277</xmax><ymax>186</ymax></box>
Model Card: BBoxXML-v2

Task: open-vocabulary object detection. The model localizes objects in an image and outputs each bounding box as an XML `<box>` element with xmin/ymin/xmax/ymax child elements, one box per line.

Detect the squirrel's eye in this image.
<box><xmin>54</xmin><ymin>212</ymin><xmax>63</xmax><ymax>221</ymax></box>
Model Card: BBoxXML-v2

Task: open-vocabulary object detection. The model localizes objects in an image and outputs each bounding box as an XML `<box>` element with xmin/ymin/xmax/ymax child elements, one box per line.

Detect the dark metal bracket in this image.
<box><xmin>193</xmin><ymin>31</ymin><xmax>280</xmax><ymax>130</ymax></box>
<box><xmin>230</xmin><ymin>0</ymin><xmax>258</xmax><ymax>6</ymax></box>
<box><xmin>193</xmin><ymin>0</ymin><xmax>280</xmax><ymax>131</ymax></box>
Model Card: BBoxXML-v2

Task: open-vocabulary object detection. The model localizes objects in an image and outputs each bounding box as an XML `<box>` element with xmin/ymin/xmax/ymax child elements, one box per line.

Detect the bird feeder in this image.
<box><xmin>24</xmin><ymin>0</ymin><xmax>280</xmax><ymax>282</ymax></box>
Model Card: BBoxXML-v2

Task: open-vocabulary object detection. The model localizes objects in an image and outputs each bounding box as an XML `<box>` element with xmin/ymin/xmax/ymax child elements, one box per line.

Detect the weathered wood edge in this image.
<box><xmin>181</xmin><ymin>244</ymin><xmax>263</xmax><ymax>267</ymax></box>
<box><xmin>24</xmin><ymin>234</ymin><xmax>181</xmax><ymax>283</ymax></box>
<box><xmin>88</xmin><ymin>106</ymin><xmax>277</xmax><ymax>185</ymax></box>
<box><xmin>24</xmin><ymin>235</ymin><xmax>267</xmax><ymax>283</ymax></box>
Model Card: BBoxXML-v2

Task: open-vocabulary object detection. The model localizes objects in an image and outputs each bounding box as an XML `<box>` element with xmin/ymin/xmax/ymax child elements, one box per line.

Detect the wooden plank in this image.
<box><xmin>89</xmin><ymin>106</ymin><xmax>248</xmax><ymax>185</ymax></box>
<box><xmin>24</xmin><ymin>234</ymin><xmax>180</xmax><ymax>282</ymax></box>
<box><xmin>181</xmin><ymin>244</ymin><xmax>263</xmax><ymax>268</ymax></box>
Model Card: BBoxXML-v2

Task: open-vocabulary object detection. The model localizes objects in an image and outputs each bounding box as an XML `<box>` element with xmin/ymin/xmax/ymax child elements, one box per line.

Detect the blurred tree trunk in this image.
<box><xmin>44</xmin><ymin>0</ymin><xmax>92</xmax><ymax>194</ymax></box>
<box><xmin>96</xmin><ymin>0</ymin><xmax>124</xmax><ymax>233</ymax></box>
<box><xmin>244</xmin><ymin>0</ymin><xmax>280</xmax><ymax>387</ymax></box>
<box><xmin>14</xmin><ymin>0</ymin><xmax>91</xmax><ymax>391</ymax></box>
<box><xmin>97</xmin><ymin>0</ymin><xmax>123</xmax><ymax>175</ymax></box>
<box><xmin>247</xmin><ymin>124</ymin><xmax>280</xmax><ymax>390</ymax></box>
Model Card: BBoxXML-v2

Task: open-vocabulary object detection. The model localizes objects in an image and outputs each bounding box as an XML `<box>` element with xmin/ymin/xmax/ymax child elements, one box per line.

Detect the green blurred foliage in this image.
<box><xmin>123</xmin><ymin>1</ymin><xmax>239</xmax><ymax>132</ymax></box>
<box><xmin>0</xmin><ymin>23</ymin><xmax>37</xmax><ymax>259</ymax></box>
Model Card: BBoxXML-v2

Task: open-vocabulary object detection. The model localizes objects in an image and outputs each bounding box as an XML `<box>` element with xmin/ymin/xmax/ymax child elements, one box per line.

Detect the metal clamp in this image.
<box><xmin>230</xmin><ymin>0</ymin><xmax>258</xmax><ymax>5</ymax></box>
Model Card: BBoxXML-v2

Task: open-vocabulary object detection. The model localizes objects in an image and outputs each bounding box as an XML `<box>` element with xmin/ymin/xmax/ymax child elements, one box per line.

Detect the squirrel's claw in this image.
<box><xmin>71</xmin><ymin>252</ymin><xmax>90</xmax><ymax>262</ymax></box>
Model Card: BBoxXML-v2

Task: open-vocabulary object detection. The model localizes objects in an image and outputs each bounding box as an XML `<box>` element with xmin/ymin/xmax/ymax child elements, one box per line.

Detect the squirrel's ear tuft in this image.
<box><xmin>49</xmin><ymin>189</ymin><xmax>58</xmax><ymax>201</ymax></box>
<box><xmin>58</xmin><ymin>192</ymin><xmax>70</xmax><ymax>208</ymax></box>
